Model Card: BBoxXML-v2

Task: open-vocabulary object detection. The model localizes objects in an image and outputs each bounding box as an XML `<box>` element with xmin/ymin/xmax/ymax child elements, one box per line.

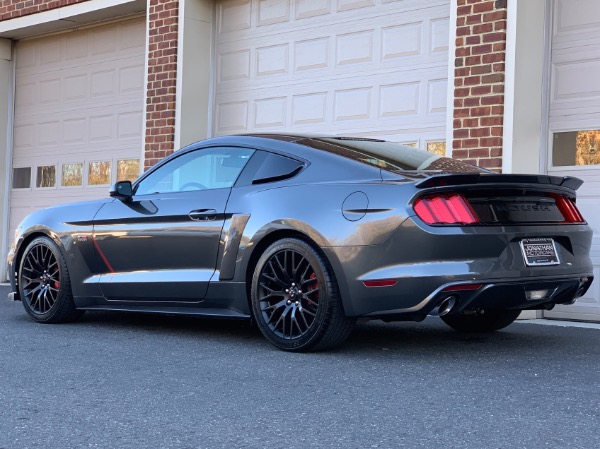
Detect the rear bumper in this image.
<box><xmin>325</xmin><ymin>219</ymin><xmax>594</xmax><ymax>318</ymax></box>
<box><xmin>363</xmin><ymin>275</ymin><xmax>593</xmax><ymax>320</ymax></box>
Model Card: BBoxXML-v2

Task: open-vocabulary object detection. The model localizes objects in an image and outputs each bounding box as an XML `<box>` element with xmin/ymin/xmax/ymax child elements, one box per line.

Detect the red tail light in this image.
<box><xmin>414</xmin><ymin>194</ymin><xmax>479</xmax><ymax>225</ymax></box>
<box><xmin>551</xmin><ymin>194</ymin><xmax>585</xmax><ymax>223</ymax></box>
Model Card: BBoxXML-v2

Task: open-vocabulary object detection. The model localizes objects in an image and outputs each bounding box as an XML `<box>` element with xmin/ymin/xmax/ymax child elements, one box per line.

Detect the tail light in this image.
<box><xmin>414</xmin><ymin>194</ymin><xmax>479</xmax><ymax>225</ymax></box>
<box><xmin>551</xmin><ymin>194</ymin><xmax>585</xmax><ymax>223</ymax></box>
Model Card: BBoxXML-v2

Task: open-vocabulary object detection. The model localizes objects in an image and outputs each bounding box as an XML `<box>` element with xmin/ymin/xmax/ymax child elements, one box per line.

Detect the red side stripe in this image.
<box><xmin>92</xmin><ymin>236</ymin><xmax>115</xmax><ymax>273</ymax></box>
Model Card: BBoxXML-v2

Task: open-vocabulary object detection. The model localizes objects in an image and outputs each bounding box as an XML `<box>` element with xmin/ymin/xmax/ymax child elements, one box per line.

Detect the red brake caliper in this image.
<box><xmin>52</xmin><ymin>270</ymin><xmax>60</xmax><ymax>289</ymax></box>
<box><xmin>307</xmin><ymin>273</ymin><xmax>319</xmax><ymax>306</ymax></box>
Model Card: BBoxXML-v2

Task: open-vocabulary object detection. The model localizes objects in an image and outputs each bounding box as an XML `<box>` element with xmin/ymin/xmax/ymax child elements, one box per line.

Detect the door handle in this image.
<box><xmin>189</xmin><ymin>209</ymin><xmax>218</xmax><ymax>221</ymax></box>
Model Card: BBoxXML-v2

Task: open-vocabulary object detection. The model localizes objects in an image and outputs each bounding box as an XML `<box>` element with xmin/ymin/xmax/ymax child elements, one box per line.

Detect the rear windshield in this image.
<box><xmin>298</xmin><ymin>137</ymin><xmax>487</xmax><ymax>174</ymax></box>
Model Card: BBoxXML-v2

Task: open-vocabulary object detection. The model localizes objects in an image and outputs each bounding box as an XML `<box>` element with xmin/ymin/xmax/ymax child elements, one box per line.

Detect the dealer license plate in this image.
<box><xmin>520</xmin><ymin>238</ymin><xmax>559</xmax><ymax>266</ymax></box>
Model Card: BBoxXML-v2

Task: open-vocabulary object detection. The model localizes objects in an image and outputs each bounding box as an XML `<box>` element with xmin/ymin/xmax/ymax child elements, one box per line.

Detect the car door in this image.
<box><xmin>92</xmin><ymin>146</ymin><xmax>254</xmax><ymax>302</ymax></box>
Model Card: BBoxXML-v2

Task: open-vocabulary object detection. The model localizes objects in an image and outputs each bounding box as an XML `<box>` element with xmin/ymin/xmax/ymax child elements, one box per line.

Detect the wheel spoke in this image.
<box><xmin>20</xmin><ymin>243</ymin><xmax>61</xmax><ymax>315</ymax></box>
<box><xmin>258</xmin><ymin>247</ymin><xmax>321</xmax><ymax>340</ymax></box>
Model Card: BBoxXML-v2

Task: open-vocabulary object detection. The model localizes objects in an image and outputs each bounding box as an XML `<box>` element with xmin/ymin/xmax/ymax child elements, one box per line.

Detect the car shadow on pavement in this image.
<box><xmin>51</xmin><ymin>309</ymin><xmax>577</xmax><ymax>357</ymax></box>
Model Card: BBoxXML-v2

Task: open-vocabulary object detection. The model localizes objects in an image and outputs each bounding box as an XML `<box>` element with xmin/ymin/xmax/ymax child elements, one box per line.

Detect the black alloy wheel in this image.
<box><xmin>18</xmin><ymin>236</ymin><xmax>83</xmax><ymax>323</ymax></box>
<box><xmin>251</xmin><ymin>238</ymin><xmax>355</xmax><ymax>352</ymax></box>
<box><xmin>441</xmin><ymin>308</ymin><xmax>521</xmax><ymax>333</ymax></box>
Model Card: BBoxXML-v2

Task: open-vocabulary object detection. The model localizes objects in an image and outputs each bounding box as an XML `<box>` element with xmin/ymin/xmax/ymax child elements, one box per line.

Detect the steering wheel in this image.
<box><xmin>180</xmin><ymin>182</ymin><xmax>207</xmax><ymax>191</ymax></box>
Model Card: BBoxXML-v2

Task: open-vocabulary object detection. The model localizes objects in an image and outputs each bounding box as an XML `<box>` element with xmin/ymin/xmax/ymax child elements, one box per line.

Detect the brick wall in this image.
<box><xmin>144</xmin><ymin>0</ymin><xmax>179</xmax><ymax>170</ymax></box>
<box><xmin>0</xmin><ymin>0</ymin><xmax>87</xmax><ymax>20</ymax></box>
<box><xmin>452</xmin><ymin>0</ymin><xmax>507</xmax><ymax>172</ymax></box>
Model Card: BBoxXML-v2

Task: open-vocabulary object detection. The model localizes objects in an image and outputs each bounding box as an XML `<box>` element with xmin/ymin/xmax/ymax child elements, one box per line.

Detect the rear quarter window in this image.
<box><xmin>252</xmin><ymin>153</ymin><xmax>304</xmax><ymax>184</ymax></box>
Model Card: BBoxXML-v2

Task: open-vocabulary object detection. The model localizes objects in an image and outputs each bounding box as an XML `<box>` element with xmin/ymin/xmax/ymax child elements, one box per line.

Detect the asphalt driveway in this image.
<box><xmin>1</xmin><ymin>284</ymin><xmax>599</xmax><ymax>449</ymax></box>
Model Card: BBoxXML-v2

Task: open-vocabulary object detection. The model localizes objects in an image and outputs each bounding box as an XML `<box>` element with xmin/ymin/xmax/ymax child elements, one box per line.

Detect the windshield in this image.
<box><xmin>298</xmin><ymin>137</ymin><xmax>488</xmax><ymax>174</ymax></box>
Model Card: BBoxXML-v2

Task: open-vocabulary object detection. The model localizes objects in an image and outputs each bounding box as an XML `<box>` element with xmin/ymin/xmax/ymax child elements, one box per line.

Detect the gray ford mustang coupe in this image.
<box><xmin>6</xmin><ymin>134</ymin><xmax>594</xmax><ymax>351</ymax></box>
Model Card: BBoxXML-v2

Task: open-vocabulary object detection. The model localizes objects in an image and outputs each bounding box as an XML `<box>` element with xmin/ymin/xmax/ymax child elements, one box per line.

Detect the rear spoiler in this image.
<box><xmin>415</xmin><ymin>174</ymin><xmax>583</xmax><ymax>191</ymax></box>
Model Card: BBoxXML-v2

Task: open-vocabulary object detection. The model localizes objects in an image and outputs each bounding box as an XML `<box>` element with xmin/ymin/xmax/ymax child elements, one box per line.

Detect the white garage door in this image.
<box><xmin>213</xmin><ymin>0</ymin><xmax>450</xmax><ymax>147</ymax></box>
<box><xmin>9</xmin><ymin>18</ymin><xmax>145</xmax><ymax>244</ymax></box>
<box><xmin>544</xmin><ymin>0</ymin><xmax>600</xmax><ymax>321</ymax></box>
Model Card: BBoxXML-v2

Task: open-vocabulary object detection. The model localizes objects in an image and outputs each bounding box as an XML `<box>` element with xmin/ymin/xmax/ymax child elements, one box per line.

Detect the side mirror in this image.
<box><xmin>110</xmin><ymin>181</ymin><xmax>133</xmax><ymax>201</ymax></box>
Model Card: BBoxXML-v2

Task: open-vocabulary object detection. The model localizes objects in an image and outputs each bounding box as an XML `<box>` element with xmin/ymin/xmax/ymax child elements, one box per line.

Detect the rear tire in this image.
<box><xmin>251</xmin><ymin>238</ymin><xmax>355</xmax><ymax>352</ymax></box>
<box><xmin>18</xmin><ymin>236</ymin><xmax>84</xmax><ymax>323</ymax></box>
<box><xmin>441</xmin><ymin>309</ymin><xmax>521</xmax><ymax>333</ymax></box>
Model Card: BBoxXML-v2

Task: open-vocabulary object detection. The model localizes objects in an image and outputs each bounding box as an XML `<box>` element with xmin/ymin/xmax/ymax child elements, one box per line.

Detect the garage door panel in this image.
<box><xmin>545</xmin><ymin>0</ymin><xmax>600</xmax><ymax>321</ymax></box>
<box><xmin>215</xmin><ymin>65</ymin><xmax>448</xmax><ymax>135</ymax></box>
<box><xmin>9</xmin><ymin>18</ymin><xmax>145</xmax><ymax>248</ymax></box>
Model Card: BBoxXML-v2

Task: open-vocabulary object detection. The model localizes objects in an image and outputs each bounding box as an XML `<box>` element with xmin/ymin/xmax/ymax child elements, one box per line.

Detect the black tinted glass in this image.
<box><xmin>299</xmin><ymin>137</ymin><xmax>486</xmax><ymax>174</ymax></box>
<box><xmin>253</xmin><ymin>153</ymin><xmax>303</xmax><ymax>184</ymax></box>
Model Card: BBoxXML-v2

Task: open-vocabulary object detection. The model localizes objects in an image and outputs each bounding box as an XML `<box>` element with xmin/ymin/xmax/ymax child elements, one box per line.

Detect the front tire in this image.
<box><xmin>18</xmin><ymin>236</ymin><xmax>83</xmax><ymax>323</ymax></box>
<box><xmin>441</xmin><ymin>309</ymin><xmax>521</xmax><ymax>333</ymax></box>
<box><xmin>251</xmin><ymin>238</ymin><xmax>355</xmax><ymax>352</ymax></box>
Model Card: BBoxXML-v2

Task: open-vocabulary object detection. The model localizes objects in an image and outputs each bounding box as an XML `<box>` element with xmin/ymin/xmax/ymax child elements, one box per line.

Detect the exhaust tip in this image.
<box><xmin>429</xmin><ymin>295</ymin><xmax>457</xmax><ymax>317</ymax></box>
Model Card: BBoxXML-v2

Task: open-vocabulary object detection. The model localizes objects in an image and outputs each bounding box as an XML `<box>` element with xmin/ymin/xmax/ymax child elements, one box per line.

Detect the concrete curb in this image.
<box><xmin>519</xmin><ymin>319</ymin><xmax>600</xmax><ymax>330</ymax></box>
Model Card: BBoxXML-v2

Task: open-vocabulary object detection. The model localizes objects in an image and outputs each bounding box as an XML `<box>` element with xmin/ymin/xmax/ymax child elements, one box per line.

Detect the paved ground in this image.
<box><xmin>1</xmin><ymin>284</ymin><xmax>599</xmax><ymax>449</ymax></box>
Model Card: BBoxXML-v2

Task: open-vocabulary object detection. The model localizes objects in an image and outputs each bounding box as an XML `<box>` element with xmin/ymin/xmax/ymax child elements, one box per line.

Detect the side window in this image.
<box><xmin>252</xmin><ymin>153</ymin><xmax>304</xmax><ymax>184</ymax></box>
<box><xmin>135</xmin><ymin>147</ymin><xmax>254</xmax><ymax>195</ymax></box>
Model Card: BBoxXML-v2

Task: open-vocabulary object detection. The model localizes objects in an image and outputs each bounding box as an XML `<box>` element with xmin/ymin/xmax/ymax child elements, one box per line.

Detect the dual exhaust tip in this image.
<box><xmin>429</xmin><ymin>295</ymin><xmax>457</xmax><ymax>317</ymax></box>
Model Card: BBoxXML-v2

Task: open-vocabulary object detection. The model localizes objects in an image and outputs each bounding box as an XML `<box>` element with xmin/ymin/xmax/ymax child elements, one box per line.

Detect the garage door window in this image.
<box><xmin>36</xmin><ymin>166</ymin><xmax>56</xmax><ymax>188</ymax></box>
<box><xmin>117</xmin><ymin>159</ymin><xmax>140</xmax><ymax>182</ymax></box>
<box><xmin>88</xmin><ymin>161</ymin><xmax>111</xmax><ymax>186</ymax></box>
<box><xmin>62</xmin><ymin>163</ymin><xmax>83</xmax><ymax>187</ymax></box>
<box><xmin>427</xmin><ymin>141</ymin><xmax>446</xmax><ymax>156</ymax></box>
<box><xmin>12</xmin><ymin>167</ymin><xmax>31</xmax><ymax>189</ymax></box>
<box><xmin>552</xmin><ymin>130</ymin><xmax>600</xmax><ymax>167</ymax></box>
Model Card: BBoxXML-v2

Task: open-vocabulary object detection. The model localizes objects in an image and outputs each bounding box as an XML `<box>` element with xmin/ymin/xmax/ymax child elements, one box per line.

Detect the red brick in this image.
<box><xmin>470</xmin><ymin>128</ymin><xmax>490</xmax><ymax>138</ymax></box>
<box><xmin>483</xmin><ymin>32</ymin><xmax>506</xmax><ymax>43</ymax></box>
<box><xmin>490</xmin><ymin>147</ymin><xmax>503</xmax><ymax>157</ymax></box>
<box><xmin>457</xmin><ymin>5</ymin><xmax>472</xmax><ymax>15</ymax></box>
<box><xmin>482</xmin><ymin>73</ymin><xmax>504</xmax><ymax>84</ymax></box>
<box><xmin>463</xmin><ymin>118</ymin><xmax>479</xmax><ymax>127</ymax></box>
<box><xmin>481</xmin><ymin>137</ymin><xmax>502</xmax><ymax>147</ymax></box>
<box><xmin>470</xmin><ymin>106</ymin><xmax>491</xmax><ymax>117</ymax></box>
<box><xmin>466</xmin><ymin>35</ymin><xmax>480</xmax><ymax>45</ymax></box>
<box><xmin>481</xmin><ymin>116</ymin><xmax>503</xmax><ymax>126</ymax></box>
<box><xmin>493</xmin><ymin>42</ymin><xmax>506</xmax><ymax>52</ymax></box>
<box><xmin>456</xmin><ymin>46</ymin><xmax>470</xmax><ymax>57</ymax></box>
<box><xmin>466</xmin><ymin>14</ymin><xmax>482</xmax><ymax>25</ymax></box>
<box><xmin>456</xmin><ymin>67</ymin><xmax>470</xmax><ymax>77</ymax></box>
<box><xmin>472</xmin><ymin>44</ymin><xmax>493</xmax><ymax>55</ymax></box>
<box><xmin>455</xmin><ymin>108</ymin><xmax>470</xmax><ymax>118</ymax></box>
<box><xmin>472</xmin><ymin>23</ymin><xmax>493</xmax><ymax>34</ymax></box>
<box><xmin>462</xmin><ymin>139</ymin><xmax>480</xmax><ymax>149</ymax></box>
<box><xmin>469</xmin><ymin>148</ymin><xmax>491</xmax><ymax>158</ymax></box>
<box><xmin>472</xmin><ymin>1</ymin><xmax>494</xmax><ymax>13</ymax></box>
<box><xmin>479</xmin><ymin>158</ymin><xmax>502</xmax><ymax>168</ymax></box>
<box><xmin>483</xmin><ymin>11</ymin><xmax>507</xmax><ymax>22</ymax></box>
<box><xmin>495</xmin><ymin>20</ymin><xmax>507</xmax><ymax>31</ymax></box>
<box><xmin>471</xmin><ymin>85</ymin><xmax>492</xmax><ymax>96</ymax></box>
<box><xmin>464</xmin><ymin>97</ymin><xmax>480</xmax><ymax>107</ymax></box>
<box><xmin>455</xmin><ymin>87</ymin><xmax>470</xmax><ymax>98</ymax></box>
<box><xmin>453</xmin><ymin>149</ymin><xmax>469</xmax><ymax>159</ymax></box>
<box><xmin>482</xmin><ymin>52</ymin><xmax>504</xmax><ymax>64</ymax></box>
<box><xmin>481</xmin><ymin>95</ymin><xmax>503</xmax><ymax>105</ymax></box>
<box><xmin>454</xmin><ymin>129</ymin><xmax>469</xmax><ymax>139</ymax></box>
<box><xmin>456</xmin><ymin>26</ymin><xmax>471</xmax><ymax>37</ymax></box>
<box><xmin>471</xmin><ymin>64</ymin><xmax>492</xmax><ymax>75</ymax></box>
<box><xmin>491</xmin><ymin>126</ymin><xmax>503</xmax><ymax>137</ymax></box>
<box><xmin>463</xmin><ymin>75</ymin><xmax>481</xmax><ymax>86</ymax></box>
<box><xmin>465</xmin><ymin>55</ymin><xmax>481</xmax><ymax>66</ymax></box>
